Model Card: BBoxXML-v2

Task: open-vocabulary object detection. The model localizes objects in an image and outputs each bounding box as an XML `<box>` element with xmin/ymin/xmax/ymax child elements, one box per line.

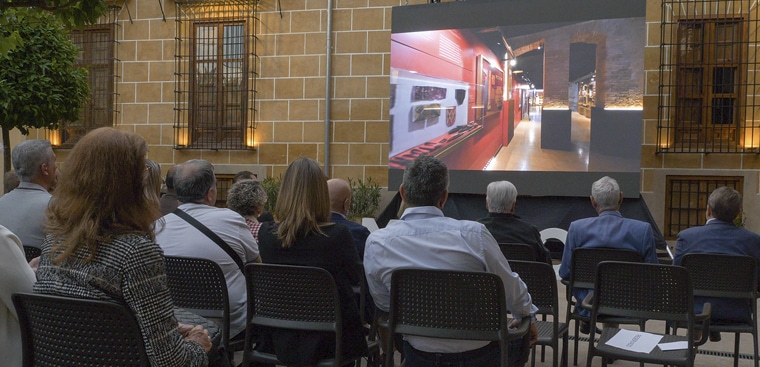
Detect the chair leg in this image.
<box><xmin>552</xmin><ymin>342</ymin><xmax>559</xmax><ymax>367</ymax></box>
<box><xmin>754</xmin><ymin>328</ymin><xmax>759</xmax><ymax>367</ymax></box>
<box><xmin>531</xmin><ymin>346</ymin><xmax>537</xmax><ymax>367</ymax></box>
<box><xmin>562</xmin><ymin>333</ymin><xmax>569</xmax><ymax>367</ymax></box>
<box><xmin>734</xmin><ymin>332</ymin><xmax>740</xmax><ymax>367</ymax></box>
<box><xmin>573</xmin><ymin>321</ymin><xmax>580</xmax><ymax>366</ymax></box>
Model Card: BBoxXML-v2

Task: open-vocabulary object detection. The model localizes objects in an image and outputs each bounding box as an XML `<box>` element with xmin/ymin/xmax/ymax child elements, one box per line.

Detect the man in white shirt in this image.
<box><xmin>0</xmin><ymin>140</ymin><xmax>58</xmax><ymax>249</ymax></box>
<box><xmin>364</xmin><ymin>156</ymin><xmax>537</xmax><ymax>367</ymax></box>
<box><xmin>155</xmin><ymin>159</ymin><xmax>260</xmax><ymax>340</ymax></box>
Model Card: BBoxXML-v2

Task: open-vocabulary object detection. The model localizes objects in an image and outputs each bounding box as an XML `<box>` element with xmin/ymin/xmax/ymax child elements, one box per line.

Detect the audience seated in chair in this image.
<box><xmin>160</xmin><ymin>165</ymin><xmax>179</xmax><ymax>216</ymax></box>
<box><xmin>478</xmin><ymin>180</ymin><xmax>552</xmax><ymax>264</ymax></box>
<box><xmin>227</xmin><ymin>180</ymin><xmax>269</xmax><ymax>243</ymax></box>
<box><xmin>156</xmin><ymin>159</ymin><xmax>261</xmax><ymax>342</ymax></box>
<box><xmin>255</xmin><ymin>157</ymin><xmax>368</xmax><ymax>365</ymax></box>
<box><xmin>34</xmin><ymin>127</ymin><xmax>212</xmax><ymax>367</ymax></box>
<box><xmin>0</xmin><ymin>140</ymin><xmax>58</xmax><ymax>249</ymax></box>
<box><xmin>558</xmin><ymin>176</ymin><xmax>659</xmax><ymax>333</ymax></box>
<box><xmin>674</xmin><ymin>186</ymin><xmax>760</xmax><ymax>342</ymax></box>
<box><xmin>327</xmin><ymin>178</ymin><xmax>371</xmax><ymax>259</ymax></box>
<box><xmin>0</xmin><ymin>225</ymin><xmax>36</xmax><ymax>367</ymax></box>
<box><xmin>233</xmin><ymin>170</ymin><xmax>273</xmax><ymax>223</ymax></box>
<box><xmin>364</xmin><ymin>156</ymin><xmax>538</xmax><ymax>367</ymax></box>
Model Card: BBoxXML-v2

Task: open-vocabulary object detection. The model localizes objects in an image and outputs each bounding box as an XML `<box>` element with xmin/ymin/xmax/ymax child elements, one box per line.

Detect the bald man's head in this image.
<box><xmin>327</xmin><ymin>178</ymin><xmax>352</xmax><ymax>214</ymax></box>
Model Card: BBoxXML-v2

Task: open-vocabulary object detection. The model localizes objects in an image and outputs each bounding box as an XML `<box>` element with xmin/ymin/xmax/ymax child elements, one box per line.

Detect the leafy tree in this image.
<box><xmin>0</xmin><ymin>10</ymin><xmax>89</xmax><ymax>172</ymax></box>
<box><xmin>0</xmin><ymin>1</ymin><xmax>108</xmax><ymax>53</ymax></box>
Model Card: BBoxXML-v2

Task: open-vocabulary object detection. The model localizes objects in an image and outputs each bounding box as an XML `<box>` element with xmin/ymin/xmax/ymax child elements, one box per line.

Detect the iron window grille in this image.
<box><xmin>174</xmin><ymin>0</ymin><xmax>258</xmax><ymax>150</ymax></box>
<box><xmin>657</xmin><ymin>0</ymin><xmax>760</xmax><ymax>153</ymax></box>
<box><xmin>664</xmin><ymin>175</ymin><xmax>743</xmax><ymax>239</ymax></box>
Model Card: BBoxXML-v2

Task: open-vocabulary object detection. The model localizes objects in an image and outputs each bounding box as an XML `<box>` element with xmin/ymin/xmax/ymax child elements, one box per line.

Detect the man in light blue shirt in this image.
<box><xmin>364</xmin><ymin>156</ymin><xmax>537</xmax><ymax>367</ymax></box>
<box><xmin>0</xmin><ymin>140</ymin><xmax>58</xmax><ymax>249</ymax></box>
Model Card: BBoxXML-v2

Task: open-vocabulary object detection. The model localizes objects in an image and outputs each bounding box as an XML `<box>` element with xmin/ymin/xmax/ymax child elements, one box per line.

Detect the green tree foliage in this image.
<box><xmin>0</xmin><ymin>10</ymin><xmax>89</xmax><ymax>170</ymax></box>
<box><xmin>0</xmin><ymin>1</ymin><xmax>108</xmax><ymax>52</ymax></box>
<box><xmin>347</xmin><ymin>177</ymin><xmax>382</xmax><ymax>220</ymax></box>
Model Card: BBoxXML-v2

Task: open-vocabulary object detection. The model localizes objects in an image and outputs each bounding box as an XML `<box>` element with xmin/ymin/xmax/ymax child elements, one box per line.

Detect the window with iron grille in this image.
<box><xmin>51</xmin><ymin>21</ymin><xmax>118</xmax><ymax>148</ymax></box>
<box><xmin>657</xmin><ymin>1</ymin><xmax>760</xmax><ymax>153</ymax></box>
<box><xmin>175</xmin><ymin>0</ymin><xmax>258</xmax><ymax>150</ymax></box>
<box><xmin>664</xmin><ymin>175</ymin><xmax>743</xmax><ymax>239</ymax></box>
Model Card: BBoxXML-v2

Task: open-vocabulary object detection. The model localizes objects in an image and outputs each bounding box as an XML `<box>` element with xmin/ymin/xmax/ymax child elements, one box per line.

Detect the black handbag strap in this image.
<box><xmin>172</xmin><ymin>208</ymin><xmax>245</xmax><ymax>272</ymax></box>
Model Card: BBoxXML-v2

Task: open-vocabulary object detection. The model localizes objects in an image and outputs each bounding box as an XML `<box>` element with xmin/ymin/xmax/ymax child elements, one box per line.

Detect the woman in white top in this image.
<box><xmin>0</xmin><ymin>225</ymin><xmax>36</xmax><ymax>367</ymax></box>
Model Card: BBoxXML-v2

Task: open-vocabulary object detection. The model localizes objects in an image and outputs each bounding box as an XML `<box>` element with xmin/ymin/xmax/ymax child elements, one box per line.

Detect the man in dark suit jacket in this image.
<box><xmin>327</xmin><ymin>178</ymin><xmax>371</xmax><ymax>258</ymax></box>
<box><xmin>558</xmin><ymin>176</ymin><xmax>659</xmax><ymax>333</ymax></box>
<box><xmin>477</xmin><ymin>180</ymin><xmax>552</xmax><ymax>264</ymax></box>
<box><xmin>674</xmin><ymin>186</ymin><xmax>760</xmax><ymax>340</ymax></box>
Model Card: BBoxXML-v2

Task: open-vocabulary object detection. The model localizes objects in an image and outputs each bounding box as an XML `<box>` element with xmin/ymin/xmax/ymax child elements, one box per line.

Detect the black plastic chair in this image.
<box><xmin>509</xmin><ymin>260</ymin><xmax>568</xmax><ymax>367</ymax></box>
<box><xmin>12</xmin><ymin>292</ymin><xmax>150</xmax><ymax>367</ymax></box>
<box><xmin>242</xmin><ymin>263</ymin><xmax>380</xmax><ymax>367</ymax></box>
<box><xmin>163</xmin><ymin>255</ymin><xmax>241</xmax><ymax>359</ymax></box>
<box><xmin>499</xmin><ymin>243</ymin><xmax>537</xmax><ymax>261</ymax></box>
<box><xmin>679</xmin><ymin>253</ymin><xmax>759</xmax><ymax>367</ymax></box>
<box><xmin>583</xmin><ymin>261</ymin><xmax>711</xmax><ymax>367</ymax></box>
<box><xmin>562</xmin><ymin>247</ymin><xmax>643</xmax><ymax>365</ymax></box>
<box><xmin>22</xmin><ymin>246</ymin><xmax>40</xmax><ymax>262</ymax></box>
<box><xmin>385</xmin><ymin>268</ymin><xmax>531</xmax><ymax>367</ymax></box>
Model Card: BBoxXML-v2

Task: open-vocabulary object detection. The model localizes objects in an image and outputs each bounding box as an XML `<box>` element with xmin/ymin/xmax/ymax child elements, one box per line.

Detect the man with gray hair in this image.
<box><xmin>673</xmin><ymin>186</ymin><xmax>760</xmax><ymax>341</ymax></box>
<box><xmin>155</xmin><ymin>159</ymin><xmax>260</xmax><ymax>341</ymax></box>
<box><xmin>0</xmin><ymin>140</ymin><xmax>58</xmax><ymax>248</ymax></box>
<box><xmin>558</xmin><ymin>176</ymin><xmax>658</xmax><ymax>333</ymax></box>
<box><xmin>478</xmin><ymin>180</ymin><xmax>551</xmax><ymax>264</ymax></box>
<box><xmin>364</xmin><ymin>156</ymin><xmax>537</xmax><ymax>366</ymax></box>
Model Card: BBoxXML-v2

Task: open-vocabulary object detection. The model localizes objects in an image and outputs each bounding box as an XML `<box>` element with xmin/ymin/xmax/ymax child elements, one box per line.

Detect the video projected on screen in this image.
<box><xmin>388</xmin><ymin>0</ymin><xmax>645</xmax><ymax>197</ymax></box>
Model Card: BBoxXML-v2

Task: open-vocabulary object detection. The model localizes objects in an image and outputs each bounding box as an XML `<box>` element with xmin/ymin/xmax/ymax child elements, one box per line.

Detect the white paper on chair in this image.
<box><xmin>657</xmin><ymin>341</ymin><xmax>688</xmax><ymax>351</ymax></box>
<box><xmin>605</xmin><ymin>329</ymin><xmax>663</xmax><ymax>354</ymax></box>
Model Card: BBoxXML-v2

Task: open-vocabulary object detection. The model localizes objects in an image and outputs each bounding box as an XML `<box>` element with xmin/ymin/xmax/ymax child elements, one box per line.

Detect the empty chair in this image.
<box><xmin>508</xmin><ymin>260</ymin><xmax>568</xmax><ymax>367</ymax></box>
<box><xmin>499</xmin><ymin>243</ymin><xmax>537</xmax><ymax>261</ymax></box>
<box><xmin>385</xmin><ymin>268</ymin><xmax>531</xmax><ymax>367</ymax></box>
<box><xmin>540</xmin><ymin>228</ymin><xmax>567</xmax><ymax>261</ymax></box>
<box><xmin>679</xmin><ymin>253</ymin><xmax>759</xmax><ymax>367</ymax></box>
<box><xmin>242</xmin><ymin>263</ymin><xmax>379</xmax><ymax>367</ymax></box>
<box><xmin>22</xmin><ymin>246</ymin><xmax>40</xmax><ymax>263</ymax></box>
<box><xmin>163</xmin><ymin>255</ymin><xmax>241</xmax><ymax>361</ymax></box>
<box><xmin>583</xmin><ymin>261</ymin><xmax>710</xmax><ymax>367</ymax></box>
<box><xmin>12</xmin><ymin>292</ymin><xmax>150</xmax><ymax>367</ymax></box>
<box><xmin>563</xmin><ymin>247</ymin><xmax>643</xmax><ymax>365</ymax></box>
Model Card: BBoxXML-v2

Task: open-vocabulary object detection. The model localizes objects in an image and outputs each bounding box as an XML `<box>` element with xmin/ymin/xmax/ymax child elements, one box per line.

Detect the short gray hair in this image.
<box><xmin>402</xmin><ymin>156</ymin><xmax>448</xmax><ymax>207</ymax></box>
<box><xmin>591</xmin><ymin>176</ymin><xmax>620</xmax><ymax>211</ymax></box>
<box><xmin>708</xmin><ymin>186</ymin><xmax>741</xmax><ymax>222</ymax></box>
<box><xmin>12</xmin><ymin>140</ymin><xmax>53</xmax><ymax>182</ymax></box>
<box><xmin>486</xmin><ymin>181</ymin><xmax>518</xmax><ymax>213</ymax></box>
<box><xmin>227</xmin><ymin>180</ymin><xmax>268</xmax><ymax>217</ymax></box>
<box><xmin>174</xmin><ymin>159</ymin><xmax>215</xmax><ymax>203</ymax></box>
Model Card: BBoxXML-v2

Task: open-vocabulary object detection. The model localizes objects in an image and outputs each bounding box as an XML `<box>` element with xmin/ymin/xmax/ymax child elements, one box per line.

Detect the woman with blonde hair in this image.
<box><xmin>34</xmin><ymin>127</ymin><xmax>211</xmax><ymax>367</ymax></box>
<box><xmin>256</xmin><ymin>157</ymin><xmax>367</xmax><ymax>365</ymax></box>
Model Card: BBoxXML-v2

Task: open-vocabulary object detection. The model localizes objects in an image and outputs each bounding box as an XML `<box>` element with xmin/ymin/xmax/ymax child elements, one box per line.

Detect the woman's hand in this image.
<box><xmin>183</xmin><ymin>324</ymin><xmax>212</xmax><ymax>352</ymax></box>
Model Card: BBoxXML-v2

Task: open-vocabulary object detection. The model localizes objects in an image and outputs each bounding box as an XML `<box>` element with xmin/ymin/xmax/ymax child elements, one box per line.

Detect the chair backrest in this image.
<box><xmin>508</xmin><ymin>260</ymin><xmax>558</xmax><ymax>316</ymax></box>
<box><xmin>23</xmin><ymin>246</ymin><xmax>40</xmax><ymax>263</ymax></box>
<box><xmin>499</xmin><ymin>243</ymin><xmax>536</xmax><ymax>262</ymax></box>
<box><xmin>163</xmin><ymin>256</ymin><xmax>230</xmax><ymax>346</ymax></box>
<box><xmin>388</xmin><ymin>268</ymin><xmax>508</xmax><ymax>342</ymax></box>
<box><xmin>12</xmin><ymin>292</ymin><xmax>150</xmax><ymax>367</ymax></box>
<box><xmin>244</xmin><ymin>262</ymin><xmax>342</xmax><ymax>351</ymax></box>
<box><xmin>592</xmin><ymin>261</ymin><xmax>694</xmax><ymax>323</ymax></box>
<box><xmin>570</xmin><ymin>247</ymin><xmax>643</xmax><ymax>290</ymax></box>
<box><xmin>680</xmin><ymin>253</ymin><xmax>758</xmax><ymax>299</ymax></box>
<box><xmin>540</xmin><ymin>228</ymin><xmax>567</xmax><ymax>244</ymax></box>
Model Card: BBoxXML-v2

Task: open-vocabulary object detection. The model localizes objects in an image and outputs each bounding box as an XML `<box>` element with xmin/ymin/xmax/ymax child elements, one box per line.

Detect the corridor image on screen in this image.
<box><xmin>388</xmin><ymin>0</ymin><xmax>645</xmax><ymax>197</ymax></box>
